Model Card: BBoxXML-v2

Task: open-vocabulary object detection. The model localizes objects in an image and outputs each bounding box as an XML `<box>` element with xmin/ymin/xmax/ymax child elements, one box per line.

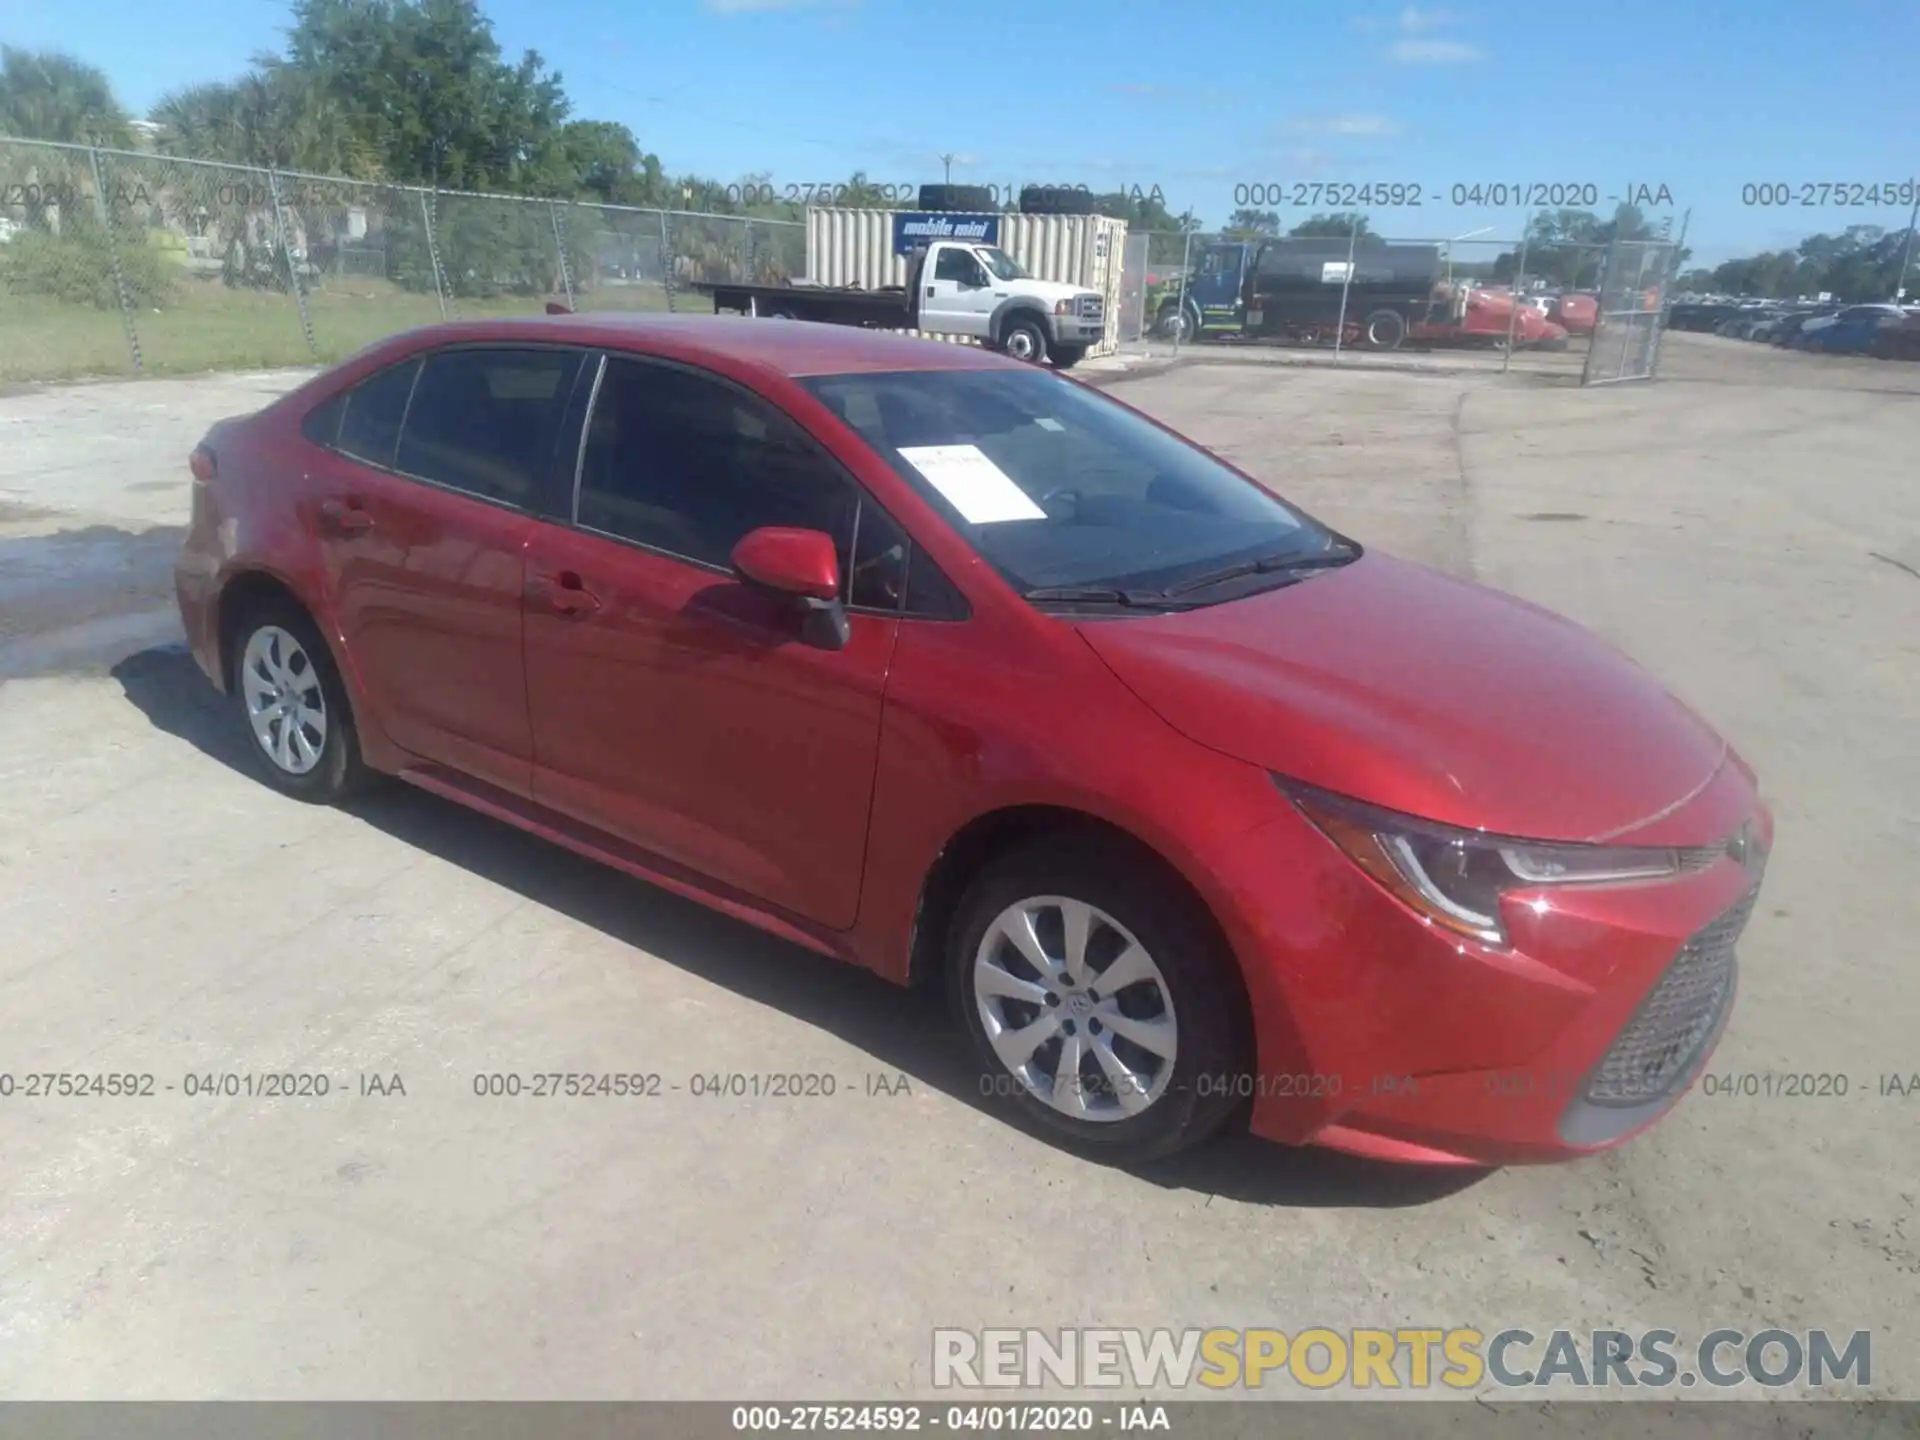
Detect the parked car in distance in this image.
<box><xmin>1805</xmin><ymin>307</ymin><xmax>1908</xmax><ymax>355</ymax></box>
<box><xmin>174</xmin><ymin>315</ymin><xmax>1772</xmax><ymax>1169</ymax></box>
<box><xmin>1797</xmin><ymin>303</ymin><xmax>1903</xmax><ymax>347</ymax></box>
<box><xmin>1868</xmin><ymin>312</ymin><xmax>1920</xmax><ymax>360</ymax></box>
<box><xmin>1769</xmin><ymin>309</ymin><xmax>1837</xmax><ymax>346</ymax></box>
<box><xmin>1548</xmin><ymin>292</ymin><xmax>1598</xmax><ymax>335</ymax></box>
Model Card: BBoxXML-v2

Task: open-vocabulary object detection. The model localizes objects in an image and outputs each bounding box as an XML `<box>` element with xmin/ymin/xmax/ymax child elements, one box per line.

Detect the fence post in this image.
<box><xmin>743</xmin><ymin>218</ymin><xmax>757</xmax><ymax>283</ymax></box>
<box><xmin>1331</xmin><ymin>216</ymin><xmax>1360</xmax><ymax>360</ymax></box>
<box><xmin>419</xmin><ymin>190</ymin><xmax>449</xmax><ymax>320</ymax></box>
<box><xmin>1172</xmin><ymin>229</ymin><xmax>1192</xmax><ymax>355</ymax></box>
<box><xmin>659</xmin><ymin>210</ymin><xmax>678</xmax><ymax>313</ymax></box>
<box><xmin>267</xmin><ymin>169</ymin><xmax>319</xmax><ymax>359</ymax></box>
<box><xmin>548</xmin><ymin>200</ymin><xmax>576</xmax><ymax>311</ymax></box>
<box><xmin>1502</xmin><ymin>236</ymin><xmax>1529</xmax><ymax>374</ymax></box>
<box><xmin>88</xmin><ymin>146</ymin><xmax>143</xmax><ymax>374</ymax></box>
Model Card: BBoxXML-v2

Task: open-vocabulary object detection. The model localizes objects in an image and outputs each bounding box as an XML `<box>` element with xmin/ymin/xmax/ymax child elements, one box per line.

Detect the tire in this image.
<box><xmin>1156</xmin><ymin>306</ymin><xmax>1192</xmax><ymax>342</ymax></box>
<box><xmin>999</xmin><ymin>314</ymin><xmax>1049</xmax><ymax>364</ymax></box>
<box><xmin>917</xmin><ymin>184</ymin><xmax>996</xmax><ymax>213</ymax></box>
<box><xmin>229</xmin><ymin>600</ymin><xmax>369</xmax><ymax>804</ymax></box>
<box><xmin>947</xmin><ymin>836</ymin><xmax>1250</xmax><ymax>1163</ymax></box>
<box><xmin>1051</xmin><ymin>344</ymin><xmax>1088</xmax><ymax>370</ymax></box>
<box><xmin>1019</xmin><ymin>185</ymin><xmax>1098</xmax><ymax>216</ymax></box>
<box><xmin>1360</xmin><ymin>308</ymin><xmax>1406</xmax><ymax>350</ymax></box>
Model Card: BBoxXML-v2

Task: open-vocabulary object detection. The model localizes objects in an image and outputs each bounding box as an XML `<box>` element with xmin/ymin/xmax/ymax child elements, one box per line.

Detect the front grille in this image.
<box><xmin>1583</xmin><ymin>887</ymin><xmax>1757</xmax><ymax>1106</ymax></box>
<box><xmin>1077</xmin><ymin>295</ymin><xmax>1104</xmax><ymax>320</ymax></box>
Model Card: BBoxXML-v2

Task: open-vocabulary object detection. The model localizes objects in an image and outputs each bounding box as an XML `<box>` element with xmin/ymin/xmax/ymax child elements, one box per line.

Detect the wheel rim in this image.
<box><xmin>973</xmin><ymin>896</ymin><xmax>1178</xmax><ymax>1122</ymax></box>
<box><xmin>240</xmin><ymin>625</ymin><xmax>328</xmax><ymax>776</ymax></box>
<box><xmin>1368</xmin><ymin>317</ymin><xmax>1399</xmax><ymax>347</ymax></box>
<box><xmin>1006</xmin><ymin>329</ymin><xmax>1039</xmax><ymax>360</ymax></box>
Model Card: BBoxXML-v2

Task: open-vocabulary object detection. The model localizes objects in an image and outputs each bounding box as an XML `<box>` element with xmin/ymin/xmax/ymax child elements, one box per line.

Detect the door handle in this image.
<box><xmin>318</xmin><ymin>497</ymin><xmax>373</xmax><ymax>534</ymax></box>
<box><xmin>530</xmin><ymin>570</ymin><xmax>602</xmax><ymax>617</ymax></box>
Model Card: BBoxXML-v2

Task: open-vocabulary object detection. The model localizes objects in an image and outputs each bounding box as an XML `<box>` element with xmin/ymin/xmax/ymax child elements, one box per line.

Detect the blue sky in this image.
<box><xmin>5</xmin><ymin>0</ymin><xmax>1917</xmax><ymax>266</ymax></box>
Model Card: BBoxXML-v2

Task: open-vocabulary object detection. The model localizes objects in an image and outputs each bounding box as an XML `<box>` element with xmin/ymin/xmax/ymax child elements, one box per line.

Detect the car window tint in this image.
<box><xmin>577</xmin><ymin>357</ymin><xmax>859</xmax><ymax>578</ymax></box>
<box><xmin>902</xmin><ymin>545</ymin><xmax>969</xmax><ymax>619</ymax></box>
<box><xmin>337</xmin><ymin>358</ymin><xmax>421</xmax><ymax>469</ymax></box>
<box><xmin>301</xmin><ymin>393</ymin><xmax>346</xmax><ymax>448</ymax></box>
<box><xmin>394</xmin><ymin>348</ymin><xmax>582</xmax><ymax>507</ymax></box>
<box><xmin>848</xmin><ymin>499</ymin><xmax>909</xmax><ymax>611</ymax></box>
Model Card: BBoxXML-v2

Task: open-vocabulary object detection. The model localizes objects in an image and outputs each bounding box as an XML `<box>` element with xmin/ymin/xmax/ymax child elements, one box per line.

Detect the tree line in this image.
<box><xmin>1674</xmin><ymin>225</ymin><xmax>1914</xmax><ymax>303</ymax></box>
<box><xmin>0</xmin><ymin>10</ymin><xmax>1194</xmax><ymax>239</ymax></box>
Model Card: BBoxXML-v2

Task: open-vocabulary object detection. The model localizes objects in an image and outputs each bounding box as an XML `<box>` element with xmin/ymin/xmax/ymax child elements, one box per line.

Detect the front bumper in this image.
<box><xmin>1211</xmin><ymin>773</ymin><xmax>1770</xmax><ymax>1166</ymax></box>
<box><xmin>1051</xmin><ymin>314</ymin><xmax>1104</xmax><ymax>345</ymax></box>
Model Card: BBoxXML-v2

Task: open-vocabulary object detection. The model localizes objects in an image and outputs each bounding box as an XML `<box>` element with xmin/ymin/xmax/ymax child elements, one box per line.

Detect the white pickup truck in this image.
<box><xmin>693</xmin><ymin>239</ymin><xmax>1108</xmax><ymax>369</ymax></box>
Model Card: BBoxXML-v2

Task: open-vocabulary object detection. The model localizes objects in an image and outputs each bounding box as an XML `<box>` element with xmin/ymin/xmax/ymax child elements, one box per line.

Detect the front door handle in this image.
<box><xmin>529</xmin><ymin>570</ymin><xmax>602</xmax><ymax>617</ymax></box>
<box><xmin>318</xmin><ymin>497</ymin><xmax>373</xmax><ymax>535</ymax></box>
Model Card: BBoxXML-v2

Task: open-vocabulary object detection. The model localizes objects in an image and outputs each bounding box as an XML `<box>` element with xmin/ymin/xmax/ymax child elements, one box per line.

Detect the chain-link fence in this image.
<box><xmin>1581</xmin><ymin>238</ymin><xmax>1682</xmax><ymax>385</ymax></box>
<box><xmin>0</xmin><ymin>137</ymin><xmax>805</xmax><ymax>383</ymax></box>
<box><xmin>1121</xmin><ymin>223</ymin><xmax>1675</xmax><ymax>382</ymax></box>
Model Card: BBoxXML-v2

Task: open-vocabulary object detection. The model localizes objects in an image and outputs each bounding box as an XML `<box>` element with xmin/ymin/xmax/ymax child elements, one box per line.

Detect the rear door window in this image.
<box><xmin>335</xmin><ymin>358</ymin><xmax>421</xmax><ymax>470</ymax></box>
<box><xmin>394</xmin><ymin>348</ymin><xmax>584</xmax><ymax>507</ymax></box>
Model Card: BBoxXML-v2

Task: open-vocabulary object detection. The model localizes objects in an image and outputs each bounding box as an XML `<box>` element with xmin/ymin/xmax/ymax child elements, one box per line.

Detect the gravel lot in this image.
<box><xmin>0</xmin><ymin>332</ymin><xmax>1915</xmax><ymax>1404</ymax></box>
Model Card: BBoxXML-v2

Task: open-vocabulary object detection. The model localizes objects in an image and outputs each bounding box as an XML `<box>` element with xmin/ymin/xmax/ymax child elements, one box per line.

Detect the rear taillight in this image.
<box><xmin>189</xmin><ymin>446</ymin><xmax>216</xmax><ymax>483</ymax></box>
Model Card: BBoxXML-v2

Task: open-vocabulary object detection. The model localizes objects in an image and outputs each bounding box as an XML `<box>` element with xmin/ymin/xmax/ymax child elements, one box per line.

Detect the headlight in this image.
<box><xmin>1054</xmin><ymin>299</ymin><xmax>1072</xmax><ymax>315</ymax></box>
<box><xmin>1281</xmin><ymin>780</ymin><xmax>1708</xmax><ymax>946</ymax></box>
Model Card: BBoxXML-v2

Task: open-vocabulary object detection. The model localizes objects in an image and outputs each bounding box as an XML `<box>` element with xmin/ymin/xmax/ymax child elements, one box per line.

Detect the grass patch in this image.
<box><xmin>0</xmin><ymin>274</ymin><xmax>680</xmax><ymax>384</ymax></box>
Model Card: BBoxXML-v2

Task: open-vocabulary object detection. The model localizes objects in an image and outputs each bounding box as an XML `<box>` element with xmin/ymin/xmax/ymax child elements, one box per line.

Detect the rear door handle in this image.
<box><xmin>529</xmin><ymin>570</ymin><xmax>602</xmax><ymax>617</ymax></box>
<box><xmin>318</xmin><ymin>497</ymin><xmax>373</xmax><ymax>535</ymax></box>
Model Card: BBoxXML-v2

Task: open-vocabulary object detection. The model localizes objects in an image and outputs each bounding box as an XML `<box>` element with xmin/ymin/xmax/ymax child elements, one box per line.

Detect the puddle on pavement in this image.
<box><xmin>0</xmin><ymin>523</ymin><xmax>188</xmax><ymax>679</ymax></box>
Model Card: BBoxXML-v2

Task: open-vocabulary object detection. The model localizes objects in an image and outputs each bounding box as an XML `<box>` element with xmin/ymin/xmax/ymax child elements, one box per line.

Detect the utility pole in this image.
<box><xmin>939</xmin><ymin>153</ymin><xmax>956</xmax><ymax>184</ymax></box>
<box><xmin>1894</xmin><ymin>189</ymin><xmax>1920</xmax><ymax>300</ymax></box>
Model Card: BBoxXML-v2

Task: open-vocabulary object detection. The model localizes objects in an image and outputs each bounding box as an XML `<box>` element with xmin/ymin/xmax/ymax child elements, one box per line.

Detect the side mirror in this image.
<box><xmin>730</xmin><ymin>526</ymin><xmax>850</xmax><ymax>651</ymax></box>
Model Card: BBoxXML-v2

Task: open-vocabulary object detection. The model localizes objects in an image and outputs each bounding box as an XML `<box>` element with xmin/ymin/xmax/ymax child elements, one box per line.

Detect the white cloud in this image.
<box><xmin>1391</xmin><ymin>38</ymin><xmax>1483</xmax><ymax>62</ymax></box>
<box><xmin>1289</xmin><ymin>114</ymin><xmax>1401</xmax><ymax>137</ymax></box>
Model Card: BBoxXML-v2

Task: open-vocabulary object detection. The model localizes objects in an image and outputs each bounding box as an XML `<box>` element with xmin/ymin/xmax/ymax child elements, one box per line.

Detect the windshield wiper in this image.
<box><xmin>1161</xmin><ymin>543</ymin><xmax>1360</xmax><ymax>598</ymax></box>
<box><xmin>1022</xmin><ymin>584</ymin><xmax>1193</xmax><ymax>609</ymax></box>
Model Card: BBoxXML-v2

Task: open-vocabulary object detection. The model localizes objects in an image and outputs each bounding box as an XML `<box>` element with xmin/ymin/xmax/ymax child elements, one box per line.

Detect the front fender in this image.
<box><xmin>990</xmin><ymin>299</ymin><xmax>1055</xmax><ymax>344</ymax></box>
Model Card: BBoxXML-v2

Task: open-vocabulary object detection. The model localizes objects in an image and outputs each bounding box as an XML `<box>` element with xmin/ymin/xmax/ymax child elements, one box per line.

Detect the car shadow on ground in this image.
<box><xmin>113</xmin><ymin>642</ymin><xmax>1488</xmax><ymax>1211</ymax></box>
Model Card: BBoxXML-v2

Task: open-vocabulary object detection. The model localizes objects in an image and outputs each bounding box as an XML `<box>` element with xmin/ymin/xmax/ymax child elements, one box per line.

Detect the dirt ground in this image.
<box><xmin>0</xmin><ymin>332</ymin><xmax>1915</xmax><ymax>1406</ymax></box>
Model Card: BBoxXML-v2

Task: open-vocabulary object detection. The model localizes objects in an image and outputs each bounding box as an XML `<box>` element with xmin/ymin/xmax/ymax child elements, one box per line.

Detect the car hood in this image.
<box><xmin>1077</xmin><ymin>551</ymin><xmax>1730</xmax><ymax>844</ymax></box>
<box><xmin>1015</xmin><ymin>278</ymin><xmax>1096</xmax><ymax>305</ymax></box>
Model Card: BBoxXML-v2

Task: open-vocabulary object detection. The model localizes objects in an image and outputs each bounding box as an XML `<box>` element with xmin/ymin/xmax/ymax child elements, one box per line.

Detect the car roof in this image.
<box><xmin>377</xmin><ymin>312</ymin><xmax>1035</xmax><ymax>379</ymax></box>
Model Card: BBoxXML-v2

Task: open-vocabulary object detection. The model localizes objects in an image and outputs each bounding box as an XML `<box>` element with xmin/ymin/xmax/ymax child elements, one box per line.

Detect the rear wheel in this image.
<box><xmin>1000</xmin><ymin>315</ymin><xmax>1049</xmax><ymax>364</ymax></box>
<box><xmin>1361</xmin><ymin>308</ymin><xmax>1407</xmax><ymax>350</ymax></box>
<box><xmin>948</xmin><ymin>837</ymin><xmax>1249</xmax><ymax>1163</ymax></box>
<box><xmin>230</xmin><ymin>602</ymin><xmax>369</xmax><ymax>804</ymax></box>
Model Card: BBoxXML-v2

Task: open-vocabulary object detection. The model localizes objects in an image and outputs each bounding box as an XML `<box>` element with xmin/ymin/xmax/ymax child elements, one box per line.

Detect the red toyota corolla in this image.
<box><xmin>174</xmin><ymin>315</ymin><xmax>1770</xmax><ymax>1167</ymax></box>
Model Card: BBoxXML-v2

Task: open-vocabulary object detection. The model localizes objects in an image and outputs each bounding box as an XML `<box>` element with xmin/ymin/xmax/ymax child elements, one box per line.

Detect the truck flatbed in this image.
<box><xmin>692</xmin><ymin>280</ymin><xmax>915</xmax><ymax>327</ymax></box>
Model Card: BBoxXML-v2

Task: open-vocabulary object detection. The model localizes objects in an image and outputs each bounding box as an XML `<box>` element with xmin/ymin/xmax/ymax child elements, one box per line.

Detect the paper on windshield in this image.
<box><xmin>897</xmin><ymin>445</ymin><xmax>1046</xmax><ymax>524</ymax></box>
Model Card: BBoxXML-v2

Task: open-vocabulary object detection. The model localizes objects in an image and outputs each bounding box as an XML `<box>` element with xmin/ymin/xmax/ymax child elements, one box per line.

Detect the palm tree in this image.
<box><xmin>0</xmin><ymin>47</ymin><xmax>133</xmax><ymax>146</ymax></box>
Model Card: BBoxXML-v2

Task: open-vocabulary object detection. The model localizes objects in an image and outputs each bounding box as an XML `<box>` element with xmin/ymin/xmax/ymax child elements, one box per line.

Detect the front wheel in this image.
<box><xmin>999</xmin><ymin>316</ymin><xmax>1049</xmax><ymax>364</ymax></box>
<box><xmin>1051</xmin><ymin>344</ymin><xmax>1088</xmax><ymax>370</ymax></box>
<box><xmin>948</xmin><ymin>837</ymin><xmax>1249</xmax><ymax>1163</ymax></box>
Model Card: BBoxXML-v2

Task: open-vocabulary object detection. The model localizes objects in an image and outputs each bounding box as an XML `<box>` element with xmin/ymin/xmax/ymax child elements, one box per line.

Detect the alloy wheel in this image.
<box><xmin>240</xmin><ymin>625</ymin><xmax>328</xmax><ymax>776</ymax></box>
<box><xmin>972</xmin><ymin>896</ymin><xmax>1179</xmax><ymax>1121</ymax></box>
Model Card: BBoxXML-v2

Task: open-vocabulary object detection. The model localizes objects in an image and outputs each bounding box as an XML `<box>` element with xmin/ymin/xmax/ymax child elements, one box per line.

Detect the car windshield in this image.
<box><xmin>976</xmin><ymin>247</ymin><xmax>1030</xmax><ymax>281</ymax></box>
<box><xmin>803</xmin><ymin>368</ymin><xmax>1342</xmax><ymax>602</ymax></box>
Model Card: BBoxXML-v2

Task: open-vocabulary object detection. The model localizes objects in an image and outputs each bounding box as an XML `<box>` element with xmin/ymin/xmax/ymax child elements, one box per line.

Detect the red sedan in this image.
<box><xmin>174</xmin><ymin>315</ymin><xmax>1770</xmax><ymax>1167</ymax></box>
